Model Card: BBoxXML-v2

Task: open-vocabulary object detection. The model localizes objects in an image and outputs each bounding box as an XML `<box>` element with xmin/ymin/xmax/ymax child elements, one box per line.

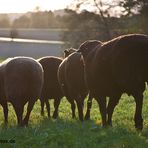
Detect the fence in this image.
<box><xmin>0</xmin><ymin>28</ymin><xmax>65</xmax><ymax>58</ymax></box>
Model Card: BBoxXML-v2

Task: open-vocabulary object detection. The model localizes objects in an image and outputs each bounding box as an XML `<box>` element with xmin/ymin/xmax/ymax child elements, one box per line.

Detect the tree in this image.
<box><xmin>0</xmin><ymin>14</ymin><xmax>10</xmax><ymax>28</ymax></box>
<box><xmin>119</xmin><ymin>0</ymin><xmax>148</xmax><ymax>33</ymax></box>
<box><xmin>61</xmin><ymin>0</ymin><xmax>123</xmax><ymax>48</ymax></box>
<box><xmin>68</xmin><ymin>0</ymin><xmax>119</xmax><ymax>40</ymax></box>
<box><xmin>61</xmin><ymin>9</ymin><xmax>105</xmax><ymax>48</ymax></box>
<box><xmin>139</xmin><ymin>0</ymin><xmax>148</xmax><ymax>33</ymax></box>
<box><xmin>30</xmin><ymin>10</ymin><xmax>57</xmax><ymax>28</ymax></box>
<box><xmin>12</xmin><ymin>15</ymin><xmax>31</xmax><ymax>28</ymax></box>
<box><xmin>119</xmin><ymin>0</ymin><xmax>139</xmax><ymax>16</ymax></box>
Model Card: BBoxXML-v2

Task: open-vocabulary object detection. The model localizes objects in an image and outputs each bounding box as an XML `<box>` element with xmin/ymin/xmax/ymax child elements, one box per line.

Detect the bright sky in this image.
<box><xmin>0</xmin><ymin>0</ymin><xmax>121</xmax><ymax>16</ymax></box>
<box><xmin>0</xmin><ymin>0</ymin><xmax>72</xmax><ymax>13</ymax></box>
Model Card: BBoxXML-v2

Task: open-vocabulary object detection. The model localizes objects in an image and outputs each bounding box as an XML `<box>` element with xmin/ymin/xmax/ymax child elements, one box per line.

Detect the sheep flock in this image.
<box><xmin>0</xmin><ymin>34</ymin><xmax>148</xmax><ymax>131</ymax></box>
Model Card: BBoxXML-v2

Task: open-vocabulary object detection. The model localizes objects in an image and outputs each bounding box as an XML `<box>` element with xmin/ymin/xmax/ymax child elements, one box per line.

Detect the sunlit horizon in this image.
<box><xmin>0</xmin><ymin>0</ymin><xmax>72</xmax><ymax>13</ymax></box>
<box><xmin>0</xmin><ymin>0</ymin><xmax>122</xmax><ymax>17</ymax></box>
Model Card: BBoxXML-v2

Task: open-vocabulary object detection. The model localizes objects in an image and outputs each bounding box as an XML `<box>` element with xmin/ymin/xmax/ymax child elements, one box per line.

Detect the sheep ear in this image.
<box><xmin>64</xmin><ymin>49</ymin><xmax>69</xmax><ymax>54</ymax></box>
<box><xmin>64</xmin><ymin>49</ymin><xmax>70</xmax><ymax>58</ymax></box>
<box><xmin>69</xmin><ymin>47</ymin><xmax>74</xmax><ymax>51</ymax></box>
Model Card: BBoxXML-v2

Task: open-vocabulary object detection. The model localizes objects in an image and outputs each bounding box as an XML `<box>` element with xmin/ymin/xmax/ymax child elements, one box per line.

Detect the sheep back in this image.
<box><xmin>38</xmin><ymin>56</ymin><xmax>63</xmax><ymax>99</ymax></box>
<box><xmin>3</xmin><ymin>57</ymin><xmax>44</xmax><ymax>104</ymax></box>
<box><xmin>65</xmin><ymin>52</ymin><xmax>87</xmax><ymax>96</ymax></box>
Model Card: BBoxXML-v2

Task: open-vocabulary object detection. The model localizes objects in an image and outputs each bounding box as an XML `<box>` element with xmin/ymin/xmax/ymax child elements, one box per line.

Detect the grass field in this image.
<box><xmin>0</xmin><ymin>90</ymin><xmax>148</xmax><ymax>147</ymax></box>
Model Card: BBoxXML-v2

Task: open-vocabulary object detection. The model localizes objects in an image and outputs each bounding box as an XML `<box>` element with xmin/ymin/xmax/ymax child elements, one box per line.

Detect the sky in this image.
<box><xmin>0</xmin><ymin>0</ymin><xmax>72</xmax><ymax>13</ymax></box>
<box><xmin>0</xmin><ymin>0</ymin><xmax>120</xmax><ymax>16</ymax></box>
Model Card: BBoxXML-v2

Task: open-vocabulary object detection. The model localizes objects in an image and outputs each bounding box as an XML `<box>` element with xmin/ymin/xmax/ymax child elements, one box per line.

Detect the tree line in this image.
<box><xmin>0</xmin><ymin>11</ymin><xmax>64</xmax><ymax>29</ymax></box>
<box><xmin>0</xmin><ymin>0</ymin><xmax>147</xmax><ymax>48</ymax></box>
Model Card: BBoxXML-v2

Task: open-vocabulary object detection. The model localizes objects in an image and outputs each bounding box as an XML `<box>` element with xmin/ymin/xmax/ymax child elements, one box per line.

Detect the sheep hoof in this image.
<box><xmin>18</xmin><ymin>122</ymin><xmax>26</xmax><ymax>127</ymax></box>
<box><xmin>48</xmin><ymin>116</ymin><xmax>51</xmax><ymax>120</ymax></box>
<box><xmin>20</xmin><ymin>118</ymin><xmax>29</xmax><ymax>127</ymax></box>
<box><xmin>84</xmin><ymin>115</ymin><xmax>90</xmax><ymax>120</ymax></box>
<box><xmin>135</xmin><ymin>119</ymin><xmax>143</xmax><ymax>131</ymax></box>
<box><xmin>102</xmin><ymin>123</ymin><xmax>109</xmax><ymax>128</ymax></box>
<box><xmin>41</xmin><ymin>112</ymin><xmax>44</xmax><ymax>116</ymax></box>
<box><xmin>19</xmin><ymin>123</ymin><xmax>26</xmax><ymax>127</ymax></box>
<box><xmin>52</xmin><ymin>114</ymin><xmax>58</xmax><ymax>119</ymax></box>
<box><xmin>72</xmin><ymin>115</ymin><xmax>76</xmax><ymax>119</ymax></box>
<box><xmin>135</xmin><ymin>125</ymin><xmax>143</xmax><ymax>131</ymax></box>
<box><xmin>107</xmin><ymin>121</ymin><xmax>112</xmax><ymax>127</ymax></box>
<box><xmin>79</xmin><ymin>118</ymin><xmax>84</xmax><ymax>122</ymax></box>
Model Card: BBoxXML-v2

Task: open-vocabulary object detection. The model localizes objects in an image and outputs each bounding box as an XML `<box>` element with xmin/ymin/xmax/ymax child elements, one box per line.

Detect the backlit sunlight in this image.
<box><xmin>0</xmin><ymin>0</ymin><xmax>72</xmax><ymax>13</ymax></box>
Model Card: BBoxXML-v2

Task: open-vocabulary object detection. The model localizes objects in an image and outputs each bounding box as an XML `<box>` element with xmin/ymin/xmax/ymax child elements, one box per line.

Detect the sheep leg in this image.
<box><xmin>133</xmin><ymin>93</ymin><xmax>143</xmax><ymax>130</ymax></box>
<box><xmin>13</xmin><ymin>104</ymin><xmax>24</xmax><ymax>126</ymax></box>
<box><xmin>40</xmin><ymin>99</ymin><xmax>45</xmax><ymax>116</ymax></box>
<box><xmin>53</xmin><ymin>98</ymin><xmax>61</xmax><ymax>119</ymax></box>
<box><xmin>85</xmin><ymin>94</ymin><xmax>93</xmax><ymax>120</ymax></box>
<box><xmin>22</xmin><ymin>100</ymin><xmax>35</xmax><ymax>126</ymax></box>
<box><xmin>1</xmin><ymin>101</ymin><xmax>8</xmax><ymax>125</ymax></box>
<box><xmin>45</xmin><ymin>99</ymin><xmax>50</xmax><ymax>118</ymax></box>
<box><xmin>76</xmin><ymin>98</ymin><xmax>84</xmax><ymax>121</ymax></box>
<box><xmin>69</xmin><ymin>100</ymin><xmax>76</xmax><ymax>118</ymax></box>
<box><xmin>107</xmin><ymin>95</ymin><xmax>120</xmax><ymax>126</ymax></box>
<box><xmin>96</xmin><ymin>97</ymin><xmax>107</xmax><ymax>126</ymax></box>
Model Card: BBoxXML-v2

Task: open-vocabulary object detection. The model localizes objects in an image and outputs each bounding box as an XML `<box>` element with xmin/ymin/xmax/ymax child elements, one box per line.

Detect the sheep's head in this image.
<box><xmin>77</xmin><ymin>40</ymin><xmax>102</xmax><ymax>59</ymax></box>
<box><xmin>64</xmin><ymin>48</ymin><xmax>77</xmax><ymax>58</ymax></box>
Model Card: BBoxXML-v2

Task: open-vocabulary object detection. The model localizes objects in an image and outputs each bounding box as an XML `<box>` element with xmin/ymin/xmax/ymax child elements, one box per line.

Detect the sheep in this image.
<box><xmin>0</xmin><ymin>62</ymin><xmax>8</xmax><ymax>126</ymax></box>
<box><xmin>37</xmin><ymin>48</ymin><xmax>76</xmax><ymax>119</ymax></box>
<box><xmin>57</xmin><ymin>48</ymin><xmax>77</xmax><ymax>119</ymax></box>
<box><xmin>38</xmin><ymin>56</ymin><xmax>63</xmax><ymax>119</ymax></box>
<box><xmin>77</xmin><ymin>34</ymin><xmax>148</xmax><ymax>130</ymax></box>
<box><xmin>58</xmin><ymin>42</ymin><xmax>101</xmax><ymax>121</ymax></box>
<box><xmin>63</xmin><ymin>48</ymin><xmax>77</xmax><ymax>58</ymax></box>
<box><xmin>58</xmin><ymin>52</ymin><xmax>85</xmax><ymax>120</ymax></box>
<box><xmin>0</xmin><ymin>101</ymin><xmax>8</xmax><ymax>125</ymax></box>
<box><xmin>76</xmin><ymin>40</ymin><xmax>103</xmax><ymax>120</ymax></box>
<box><xmin>0</xmin><ymin>57</ymin><xmax>44</xmax><ymax>126</ymax></box>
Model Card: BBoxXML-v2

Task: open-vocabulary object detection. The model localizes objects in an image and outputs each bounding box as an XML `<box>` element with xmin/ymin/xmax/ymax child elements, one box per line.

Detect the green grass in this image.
<box><xmin>0</xmin><ymin>91</ymin><xmax>148</xmax><ymax>148</ymax></box>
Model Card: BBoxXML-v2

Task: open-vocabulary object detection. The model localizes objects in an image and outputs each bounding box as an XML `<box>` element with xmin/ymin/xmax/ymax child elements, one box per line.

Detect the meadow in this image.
<box><xmin>0</xmin><ymin>89</ymin><xmax>148</xmax><ymax>148</ymax></box>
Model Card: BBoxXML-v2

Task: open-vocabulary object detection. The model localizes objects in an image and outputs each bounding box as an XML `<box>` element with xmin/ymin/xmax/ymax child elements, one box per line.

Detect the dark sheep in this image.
<box><xmin>38</xmin><ymin>56</ymin><xmax>63</xmax><ymax>119</ymax></box>
<box><xmin>0</xmin><ymin>57</ymin><xmax>44</xmax><ymax>126</ymax></box>
<box><xmin>37</xmin><ymin>48</ymin><xmax>76</xmax><ymax>118</ymax></box>
<box><xmin>0</xmin><ymin>100</ymin><xmax>8</xmax><ymax>125</ymax></box>
<box><xmin>58</xmin><ymin>48</ymin><xmax>77</xmax><ymax>119</ymax></box>
<box><xmin>0</xmin><ymin>66</ymin><xmax>8</xmax><ymax>125</ymax></box>
<box><xmin>75</xmin><ymin>40</ymin><xmax>103</xmax><ymax>120</ymax></box>
<box><xmin>58</xmin><ymin>52</ymin><xmax>86</xmax><ymax>120</ymax></box>
<box><xmin>63</xmin><ymin>48</ymin><xmax>77</xmax><ymax>58</ymax></box>
<box><xmin>78</xmin><ymin>34</ymin><xmax>148</xmax><ymax>130</ymax></box>
<box><xmin>58</xmin><ymin>42</ymin><xmax>101</xmax><ymax>121</ymax></box>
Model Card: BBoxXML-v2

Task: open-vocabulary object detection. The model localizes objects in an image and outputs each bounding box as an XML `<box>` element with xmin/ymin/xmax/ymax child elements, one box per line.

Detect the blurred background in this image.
<box><xmin>0</xmin><ymin>0</ymin><xmax>147</xmax><ymax>58</ymax></box>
